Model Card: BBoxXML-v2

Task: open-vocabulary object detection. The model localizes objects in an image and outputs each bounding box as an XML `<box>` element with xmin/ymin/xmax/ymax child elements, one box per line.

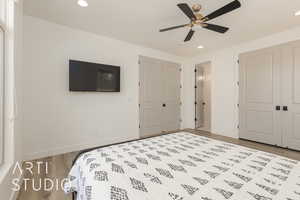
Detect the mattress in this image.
<box><xmin>64</xmin><ymin>132</ymin><xmax>300</xmax><ymax>200</ymax></box>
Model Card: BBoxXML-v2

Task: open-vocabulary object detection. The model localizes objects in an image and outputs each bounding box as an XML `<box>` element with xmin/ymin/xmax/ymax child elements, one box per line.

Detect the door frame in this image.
<box><xmin>194</xmin><ymin>61</ymin><xmax>212</xmax><ymax>132</ymax></box>
<box><xmin>0</xmin><ymin>22</ymin><xmax>7</xmax><ymax>165</ymax></box>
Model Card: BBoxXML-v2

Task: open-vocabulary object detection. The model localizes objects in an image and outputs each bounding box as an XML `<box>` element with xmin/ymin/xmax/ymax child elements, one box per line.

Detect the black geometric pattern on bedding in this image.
<box><xmin>64</xmin><ymin>132</ymin><xmax>300</xmax><ymax>200</ymax></box>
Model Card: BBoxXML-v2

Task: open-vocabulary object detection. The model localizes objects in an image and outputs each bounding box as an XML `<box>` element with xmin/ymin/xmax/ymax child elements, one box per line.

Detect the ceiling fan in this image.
<box><xmin>159</xmin><ymin>0</ymin><xmax>241</xmax><ymax>42</ymax></box>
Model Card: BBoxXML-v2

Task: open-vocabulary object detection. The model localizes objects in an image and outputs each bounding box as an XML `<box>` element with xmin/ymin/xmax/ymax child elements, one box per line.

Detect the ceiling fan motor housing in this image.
<box><xmin>195</xmin><ymin>13</ymin><xmax>204</xmax><ymax>21</ymax></box>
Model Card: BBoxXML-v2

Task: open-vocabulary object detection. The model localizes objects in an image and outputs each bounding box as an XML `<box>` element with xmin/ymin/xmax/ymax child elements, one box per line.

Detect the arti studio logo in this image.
<box><xmin>12</xmin><ymin>161</ymin><xmax>68</xmax><ymax>192</ymax></box>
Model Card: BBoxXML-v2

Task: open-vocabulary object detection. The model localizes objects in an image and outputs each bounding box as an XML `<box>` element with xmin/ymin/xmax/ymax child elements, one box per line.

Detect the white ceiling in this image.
<box><xmin>24</xmin><ymin>0</ymin><xmax>300</xmax><ymax>57</ymax></box>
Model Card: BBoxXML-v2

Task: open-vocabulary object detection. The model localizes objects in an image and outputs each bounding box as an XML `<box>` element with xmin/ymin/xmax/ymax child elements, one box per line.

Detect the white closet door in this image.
<box><xmin>281</xmin><ymin>41</ymin><xmax>300</xmax><ymax>150</ymax></box>
<box><xmin>162</xmin><ymin>62</ymin><xmax>181</xmax><ymax>132</ymax></box>
<box><xmin>239</xmin><ymin>47</ymin><xmax>281</xmax><ymax>146</ymax></box>
<box><xmin>139</xmin><ymin>57</ymin><xmax>164</xmax><ymax>137</ymax></box>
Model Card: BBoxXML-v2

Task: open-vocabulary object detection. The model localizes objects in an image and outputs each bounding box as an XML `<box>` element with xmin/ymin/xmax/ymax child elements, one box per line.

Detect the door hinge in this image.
<box><xmin>195</xmin><ymin>102</ymin><xmax>197</xmax><ymax>105</ymax></box>
<box><xmin>195</xmin><ymin>118</ymin><xmax>197</xmax><ymax>121</ymax></box>
<box><xmin>194</xmin><ymin>69</ymin><xmax>197</xmax><ymax>73</ymax></box>
<box><xmin>194</xmin><ymin>85</ymin><xmax>197</xmax><ymax>89</ymax></box>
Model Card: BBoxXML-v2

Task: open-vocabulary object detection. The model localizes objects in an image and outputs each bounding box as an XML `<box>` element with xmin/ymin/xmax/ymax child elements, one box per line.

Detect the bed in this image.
<box><xmin>64</xmin><ymin>132</ymin><xmax>300</xmax><ymax>200</ymax></box>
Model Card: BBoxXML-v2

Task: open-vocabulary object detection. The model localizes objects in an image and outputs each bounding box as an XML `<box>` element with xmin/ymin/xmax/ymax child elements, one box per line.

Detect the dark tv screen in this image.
<box><xmin>69</xmin><ymin>60</ymin><xmax>120</xmax><ymax>92</ymax></box>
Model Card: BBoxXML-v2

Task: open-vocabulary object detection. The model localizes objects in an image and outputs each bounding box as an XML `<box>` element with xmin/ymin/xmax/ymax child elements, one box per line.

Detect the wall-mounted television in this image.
<box><xmin>69</xmin><ymin>60</ymin><xmax>120</xmax><ymax>92</ymax></box>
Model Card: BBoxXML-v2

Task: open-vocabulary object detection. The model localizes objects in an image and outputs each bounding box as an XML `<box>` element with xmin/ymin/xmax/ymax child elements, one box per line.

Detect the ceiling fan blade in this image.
<box><xmin>177</xmin><ymin>3</ymin><xmax>197</xmax><ymax>21</ymax></box>
<box><xmin>202</xmin><ymin>0</ymin><xmax>241</xmax><ymax>22</ymax></box>
<box><xmin>202</xmin><ymin>23</ymin><xmax>229</xmax><ymax>33</ymax></box>
<box><xmin>159</xmin><ymin>24</ymin><xmax>189</xmax><ymax>32</ymax></box>
<box><xmin>184</xmin><ymin>29</ymin><xmax>195</xmax><ymax>42</ymax></box>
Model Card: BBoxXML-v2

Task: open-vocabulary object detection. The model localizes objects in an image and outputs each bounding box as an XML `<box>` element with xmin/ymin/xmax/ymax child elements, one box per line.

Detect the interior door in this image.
<box><xmin>239</xmin><ymin>47</ymin><xmax>282</xmax><ymax>146</ymax></box>
<box><xmin>281</xmin><ymin>41</ymin><xmax>300</xmax><ymax>150</ymax></box>
<box><xmin>195</xmin><ymin>66</ymin><xmax>204</xmax><ymax>128</ymax></box>
<box><xmin>162</xmin><ymin>62</ymin><xmax>181</xmax><ymax>132</ymax></box>
<box><xmin>139</xmin><ymin>56</ymin><xmax>164</xmax><ymax>137</ymax></box>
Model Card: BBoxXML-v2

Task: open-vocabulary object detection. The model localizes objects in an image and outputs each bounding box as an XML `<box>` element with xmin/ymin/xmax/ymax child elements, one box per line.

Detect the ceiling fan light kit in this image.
<box><xmin>159</xmin><ymin>0</ymin><xmax>241</xmax><ymax>42</ymax></box>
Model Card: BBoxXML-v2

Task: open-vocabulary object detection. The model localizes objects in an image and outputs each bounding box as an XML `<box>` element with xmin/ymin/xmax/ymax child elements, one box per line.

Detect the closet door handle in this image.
<box><xmin>275</xmin><ymin>106</ymin><xmax>281</xmax><ymax>111</ymax></box>
<box><xmin>162</xmin><ymin>103</ymin><xmax>166</xmax><ymax>107</ymax></box>
<box><xmin>283</xmin><ymin>106</ymin><xmax>288</xmax><ymax>111</ymax></box>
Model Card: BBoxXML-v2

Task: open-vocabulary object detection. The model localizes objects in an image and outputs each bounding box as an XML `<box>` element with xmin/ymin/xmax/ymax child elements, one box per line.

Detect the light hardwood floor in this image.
<box><xmin>17</xmin><ymin>130</ymin><xmax>300</xmax><ymax>200</ymax></box>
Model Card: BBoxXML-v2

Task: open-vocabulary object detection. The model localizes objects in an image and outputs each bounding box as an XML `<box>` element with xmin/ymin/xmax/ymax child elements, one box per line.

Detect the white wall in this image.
<box><xmin>0</xmin><ymin>0</ymin><xmax>23</xmax><ymax>199</ymax></box>
<box><xmin>182</xmin><ymin>25</ymin><xmax>300</xmax><ymax>138</ymax></box>
<box><xmin>22</xmin><ymin>16</ymin><xmax>183</xmax><ymax>160</ymax></box>
<box><xmin>21</xmin><ymin>11</ymin><xmax>300</xmax><ymax>159</ymax></box>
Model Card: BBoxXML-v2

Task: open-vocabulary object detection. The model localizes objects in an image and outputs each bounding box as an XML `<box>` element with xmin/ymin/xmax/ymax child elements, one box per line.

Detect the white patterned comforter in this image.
<box><xmin>64</xmin><ymin>132</ymin><xmax>300</xmax><ymax>200</ymax></box>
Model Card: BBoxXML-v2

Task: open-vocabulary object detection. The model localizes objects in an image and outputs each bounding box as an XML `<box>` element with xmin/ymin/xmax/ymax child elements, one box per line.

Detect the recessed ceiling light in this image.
<box><xmin>197</xmin><ymin>45</ymin><xmax>204</xmax><ymax>49</ymax></box>
<box><xmin>295</xmin><ymin>10</ymin><xmax>300</xmax><ymax>16</ymax></box>
<box><xmin>78</xmin><ymin>0</ymin><xmax>88</xmax><ymax>7</ymax></box>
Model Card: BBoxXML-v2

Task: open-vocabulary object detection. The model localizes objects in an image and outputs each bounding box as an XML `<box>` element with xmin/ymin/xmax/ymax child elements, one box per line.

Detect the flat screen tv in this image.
<box><xmin>69</xmin><ymin>60</ymin><xmax>120</xmax><ymax>92</ymax></box>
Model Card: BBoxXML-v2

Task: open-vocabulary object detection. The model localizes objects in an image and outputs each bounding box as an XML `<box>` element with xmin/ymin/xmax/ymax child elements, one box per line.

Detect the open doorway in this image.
<box><xmin>195</xmin><ymin>62</ymin><xmax>211</xmax><ymax>132</ymax></box>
